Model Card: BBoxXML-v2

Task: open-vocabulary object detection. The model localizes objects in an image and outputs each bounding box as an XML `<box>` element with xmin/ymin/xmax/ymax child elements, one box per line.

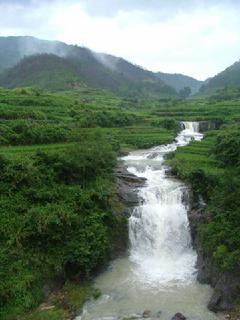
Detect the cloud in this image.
<box><xmin>0</xmin><ymin>0</ymin><xmax>240</xmax><ymax>79</ymax></box>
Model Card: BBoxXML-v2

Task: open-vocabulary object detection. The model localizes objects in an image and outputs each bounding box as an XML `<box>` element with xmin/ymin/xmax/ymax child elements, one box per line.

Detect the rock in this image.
<box><xmin>116</xmin><ymin>180</ymin><xmax>139</xmax><ymax>205</ymax></box>
<box><xmin>171</xmin><ymin>312</ymin><xmax>186</xmax><ymax>320</ymax></box>
<box><xmin>146</xmin><ymin>152</ymin><xmax>159</xmax><ymax>159</ymax></box>
<box><xmin>164</xmin><ymin>168</ymin><xmax>173</xmax><ymax>176</ymax></box>
<box><xmin>156</xmin><ymin>310</ymin><xmax>162</xmax><ymax>317</ymax></box>
<box><xmin>142</xmin><ymin>310</ymin><xmax>151</xmax><ymax>318</ymax></box>
<box><xmin>115</xmin><ymin>165</ymin><xmax>146</xmax><ymax>187</ymax></box>
<box><xmin>207</xmin><ymin>274</ymin><xmax>239</xmax><ymax>312</ymax></box>
<box><xmin>115</xmin><ymin>164</ymin><xmax>146</xmax><ymax>208</ymax></box>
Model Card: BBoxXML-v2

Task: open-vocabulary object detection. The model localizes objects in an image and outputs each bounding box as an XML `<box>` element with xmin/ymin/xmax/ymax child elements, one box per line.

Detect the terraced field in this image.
<box><xmin>168</xmin><ymin>131</ymin><xmax>224</xmax><ymax>178</ymax></box>
<box><xmin>151</xmin><ymin>100</ymin><xmax>240</xmax><ymax>121</ymax></box>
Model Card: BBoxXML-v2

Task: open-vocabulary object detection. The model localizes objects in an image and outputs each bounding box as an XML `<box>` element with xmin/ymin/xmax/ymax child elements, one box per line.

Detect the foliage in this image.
<box><xmin>179</xmin><ymin>86</ymin><xmax>191</xmax><ymax>98</ymax></box>
<box><xmin>0</xmin><ymin>36</ymin><xmax>177</xmax><ymax>98</ymax></box>
<box><xmin>212</xmin><ymin>125</ymin><xmax>240</xmax><ymax>166</ymax></box>
<box><xmin>169</xmin><ymin>127</ymin><xmax>240</xmax><ymax>271</ymax></box>
<box><xmin>199</xmin><ymin>59</ymin><xmax>240</xmax><ymax>95</ymax></box>
<box><xmin>200</xmin><ymin>173</ymin><xmax>240</xmax><ymax>270</ymax></box>
<box><xmin>0</xmin><ymin>134</ymin><xmax>119</xmax><ymax>318</ymax></box>
<box><xmin>152</xmin><ymin>118</ymin><xmax>181</xmax><ymax>131</ymax></box>
<box><xmin>0</xmin><ymin>83</ymin><xmax>240</xmax><ymax>318</ymax></box>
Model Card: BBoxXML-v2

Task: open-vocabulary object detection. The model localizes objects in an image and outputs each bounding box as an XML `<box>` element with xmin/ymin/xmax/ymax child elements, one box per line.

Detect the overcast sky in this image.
<box><xmin>1</xmin><ymin>0</ymin><xmax>240</xmax><ymax>80</ymax></box>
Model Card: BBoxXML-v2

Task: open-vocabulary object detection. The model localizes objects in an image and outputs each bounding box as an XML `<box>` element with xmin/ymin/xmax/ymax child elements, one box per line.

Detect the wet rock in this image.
<box><xmin>115</xmin><ymin>165</ymin><xmax>146</xmax><ymax>187</ymax></box>
<box><xmin>207</xmin><ymin>273</ymin><xmax>239</xmax><ymax>312</ymax></box>
<box><xmin>171</xmin><ymin>312</ymin><xmax>186</xmax><ymax>320</ymax></box>
<box><xmin>156</xmin><ymin>310</ymin><xmax>162</xmax><ymax>317</ymax></box>
<box><xmin>114</xmin><ymin>165</ymin><xmax>146</xmax><ymax>208</ymax></box>
<box><xmin>119</xmin><ymin>150</ymin><xmax>130</xmax><ymax>157</ymax></box>
<box><xmin>164</xmin><ymin>167</ymin><xmax>173</xmax><ymax>176</ymax></box>
<box><xmin>147</xmin><ymin>152</ymin><xmax>159</xmax><ymax>159</ymax></box>
<box><xmin>142</xmin><ymin>310</ymin><xmax>151</xmax><ymax>318</ymax></box>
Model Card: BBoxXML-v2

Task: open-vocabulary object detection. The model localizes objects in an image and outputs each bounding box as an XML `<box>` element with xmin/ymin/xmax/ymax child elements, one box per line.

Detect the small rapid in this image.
<box><xmin>127</xmin><ymin>122</ymin><xmax>203</xmax><ymax>288</ymax></box>
<box><xmin>76</xmin><ymin>122</ymin><xmax>218</xmax><ymax>320</ymax></box>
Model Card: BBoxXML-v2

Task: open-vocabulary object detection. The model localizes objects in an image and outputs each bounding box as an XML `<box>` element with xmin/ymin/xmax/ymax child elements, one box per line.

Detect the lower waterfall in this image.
<box><xmin>76</xmin><ymin>122</ymin><xmax>218</xmax><ymax>320</ymax></box>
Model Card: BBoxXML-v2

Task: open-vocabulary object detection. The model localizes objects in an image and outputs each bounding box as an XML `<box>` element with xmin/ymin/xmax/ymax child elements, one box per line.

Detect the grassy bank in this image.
<box><xmin>21</xmin><ymin>281</ymin><xmax>100</xmax><ymax>320</ymax></box>
<box><xmin>168</xmin><ymin>125</ymin><xmax>240</xmax><ymax>272</ymax></box>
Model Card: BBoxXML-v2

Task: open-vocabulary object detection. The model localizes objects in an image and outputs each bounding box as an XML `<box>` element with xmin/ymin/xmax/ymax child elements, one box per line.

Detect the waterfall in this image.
<box><xmin>182</xmin><ymin>121</ymin><xmax>200</xmax><ymax>133</ymax></box>
<box><xmin>124</xmin><ymin>122</ymin><xmax>203</xmax><ymax>288</ymax></box>
<box><xmin>76</xmin><ymin>122</ymin><xmax>217</xmax><ymax>320</ymax></box>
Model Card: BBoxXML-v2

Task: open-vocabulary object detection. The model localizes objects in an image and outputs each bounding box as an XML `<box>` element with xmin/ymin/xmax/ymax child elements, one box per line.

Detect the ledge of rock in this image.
<box><xmin>114</xmin><ymin>164</ymin><xmax>146</xmax><ymax>208</ymax></box>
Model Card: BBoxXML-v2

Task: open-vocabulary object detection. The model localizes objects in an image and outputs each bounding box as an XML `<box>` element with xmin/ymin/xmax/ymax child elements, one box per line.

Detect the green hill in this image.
<box><xmin>0</xmin><ymin>54</ymin><xmax>84</xmax><ymax>90</ymax></box>
<box><xmin>156</xmin><ymin>72</ymin><xmax>203</xmax><ymax>94</ymax></box>
<box><xmin>0</xmin><ymin>36</ymin><xmax>177</xmax><ymax>97</ymax></box>
<box><xmin>199</xmin><ymin>60</ymin><xmax>240</xmax><ymax>94</ymax></box>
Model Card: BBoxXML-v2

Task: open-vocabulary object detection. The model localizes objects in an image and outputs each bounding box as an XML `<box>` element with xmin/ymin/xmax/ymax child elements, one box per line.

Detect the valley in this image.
<box><xmin>0</xmin><ymin>36</ymin><xmax>239</xmax><ymax>320</ymax></box>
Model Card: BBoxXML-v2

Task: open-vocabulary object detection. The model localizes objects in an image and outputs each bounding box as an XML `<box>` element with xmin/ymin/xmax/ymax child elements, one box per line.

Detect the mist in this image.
<box><xmin>1</xmin><ymin>0</ymin><xmax>240</xmax><ymax>79</ymax></box>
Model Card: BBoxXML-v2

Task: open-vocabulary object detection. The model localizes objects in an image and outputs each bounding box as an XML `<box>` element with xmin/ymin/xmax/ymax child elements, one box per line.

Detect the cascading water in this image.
<box><xmin>127</xmin><ymin>122</ymin><xmax>203</xmax><ymax>288</ymax></box>
<box><xmin>76</xmin><ymin>123</ymin><xmax>218</xmax><ymax>320</ymax></box>
<box><xmin>181</xmin><ymin>121</ymin><xmax>200</xmax><ymax>133</ymax></box>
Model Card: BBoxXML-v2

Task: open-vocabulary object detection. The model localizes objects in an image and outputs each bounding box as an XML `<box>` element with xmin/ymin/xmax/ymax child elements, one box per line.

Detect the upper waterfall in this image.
<box><xmin>182</xmin><ymin>121</ymin><xmax>200</xmax><ymax>133</ymax></box>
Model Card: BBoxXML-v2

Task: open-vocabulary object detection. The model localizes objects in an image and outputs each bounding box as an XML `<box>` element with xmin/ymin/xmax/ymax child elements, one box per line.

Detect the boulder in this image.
<box><xmin>115</xmin><ymin>164</ymin><xmax>146</xmax><ymax>207</ymax></box>
<box><xmin>146</xmin><ymin>152</ymin><xmax>159</xmax><ymax>159</ymax></box>
<box><xmin>142</xmin><ymin>310</ymin><xmax>151</xmax><ymax>318</ymax></box>
<box><xmin>171</xmin><ymin>313</ymin><xmax>186</xmax><ymax>320</ymax></box>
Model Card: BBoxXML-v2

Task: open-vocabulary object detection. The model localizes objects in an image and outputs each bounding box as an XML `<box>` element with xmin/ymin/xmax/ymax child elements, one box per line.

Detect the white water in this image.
<box><xmin>76</xmin><ymin>123</ymin><xmax>218</xmax><ymax>320</ymax></box>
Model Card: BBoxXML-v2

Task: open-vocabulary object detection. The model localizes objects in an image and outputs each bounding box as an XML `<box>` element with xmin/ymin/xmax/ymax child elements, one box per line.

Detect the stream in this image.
<box><xmin>76</xmin><ymin>122</ymin><xmax>218</xmax><ymax>320</ymax></box>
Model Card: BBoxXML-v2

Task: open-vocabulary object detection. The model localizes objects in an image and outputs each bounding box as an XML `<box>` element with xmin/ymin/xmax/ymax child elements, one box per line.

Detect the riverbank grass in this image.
<box><xmin>21</xmin><ymin>281</ymin><xmax>101</xmax><ymax>320</ymax></box>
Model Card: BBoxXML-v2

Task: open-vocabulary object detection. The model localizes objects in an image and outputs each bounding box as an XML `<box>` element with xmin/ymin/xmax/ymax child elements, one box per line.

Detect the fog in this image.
<box><xmin>1</xmin><ymin>0</ymin><xmax>240</xmax><ymax>79</ymax></box>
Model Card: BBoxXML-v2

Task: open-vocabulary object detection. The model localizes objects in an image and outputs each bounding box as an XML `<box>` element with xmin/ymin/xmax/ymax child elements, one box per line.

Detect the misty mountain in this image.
<box><xmin>0</xmin><ymin>54</ymin><xmax>85</xmax><ymax>90</ymax></box>
<box><xmin>199</xmin><ymin>60</ymin><xmax>240</xmax><ymax>94</ymax></box>
<box><xmin>0</xmin><ymin>36</ymin><xmax>177</xmax><ymax>97</ymax></box>
<box><xmin>156</xmin><ymin>72</ymin><xmax>203</xmax><ymax>94</ymax></box>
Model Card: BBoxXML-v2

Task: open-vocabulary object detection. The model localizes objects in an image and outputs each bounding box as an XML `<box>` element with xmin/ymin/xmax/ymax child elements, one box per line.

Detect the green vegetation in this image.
<box><xmin>156</xmin><ymin>71</ymin><xmax>202</xmax><ymax>94</ymax></box>
<box><xmin>1</xmin><ymin>34</ymin><xmax>240</xmax><ymax>317</ymax></box>
<box><xmin>0</xmin><ymin>69</ymin><xmax>240</xmax><ymax>318</ymax></box>
<box><xmin>0</xmin><ymin>87</ymin><xmax>178</xmax><ymax>150</ymax></box>
<box><xmin>169</xmin><ymin>125</ymin><xmax>240</xmax><ymax>271</ymax></box>
<box><xmin>0</xmin><ymin>133</ymin><xmax>121</xmax><ymax>319</ymax></box>
<box><xmin>0</xmin><ymin>87</ymin><xmax>179</xmax><ymax>319</ymax></box>
<box><xmin>0</xmin><ymin>36</ymin><xmax>177</xmax><ymax>98</ymax></box>
<box><xmin>200</xmin><ymin>60</ymin><xmax>240</xmax><ymax>95</ymax></box>
<box><xmin>22</xmin><ymin>281</ymin><xmax>99</xmax><ymax>320</ymax></box>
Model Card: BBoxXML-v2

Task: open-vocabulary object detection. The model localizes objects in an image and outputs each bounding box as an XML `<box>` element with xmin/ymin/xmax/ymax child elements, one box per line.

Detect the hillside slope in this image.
<box><xmin>0</xmin><ymin>36</ymin><xmax>176</xmax><ymax>97</ymax></box>
<box><xmin>199</xmin><ymin>60</ymin><xmax>240</xmax><ymax>94</ymax></box>
<box><xmin>0</xmin><ymin>54</ymin><xmax>84</xmax><ymax>90</ymax></box>
<box><xmin>156</xmin><ymin>72</ymin><xmax>203</xmax><ymax>94</ymax></box>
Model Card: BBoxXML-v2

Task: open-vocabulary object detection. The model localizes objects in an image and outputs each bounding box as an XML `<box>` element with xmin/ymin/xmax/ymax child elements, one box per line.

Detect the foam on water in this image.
<box><xmin>76</xmin><ymin>123</ymin><xmax>217</xmax><ymax>320</ymax></box>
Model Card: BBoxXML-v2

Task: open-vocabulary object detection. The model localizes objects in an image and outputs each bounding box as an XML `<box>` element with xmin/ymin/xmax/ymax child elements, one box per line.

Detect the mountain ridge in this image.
<box><xmin>0</xmin><ymin>36</ymin><xmax>179</xmax><ymax>97</ymax></box>
<box><xmin>199</xmin><ymin>60</ymin><xmax>240</xmax><ymax>95</ymax></box>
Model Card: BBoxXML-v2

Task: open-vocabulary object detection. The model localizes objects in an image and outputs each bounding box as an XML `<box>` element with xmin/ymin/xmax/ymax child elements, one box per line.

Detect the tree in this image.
<box><xmin>179</xmin><ymin>86</ymin><xmax>191</xmax><ymax>98</ymax></box>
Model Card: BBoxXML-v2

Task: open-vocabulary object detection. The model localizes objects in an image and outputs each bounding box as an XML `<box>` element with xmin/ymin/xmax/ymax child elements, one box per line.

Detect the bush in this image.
<box><xmin>200</xmin><ymin>173</ymin><xmax>240</xmax><ymax>270</ymax></box>
<box><xmin>0</xmin><ymin>135</ymin><xmax>119</xmax><ymax>317</ymax></box>
<box><xmin>212</xmin><ymin>125</ymin><xmax>240</xmax><ymax>167</ymax></box>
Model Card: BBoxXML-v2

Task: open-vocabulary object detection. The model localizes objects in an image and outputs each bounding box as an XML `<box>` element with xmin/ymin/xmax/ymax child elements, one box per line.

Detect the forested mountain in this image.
<box><xmin>0</xmin><ymin>36</ymin><xmax>176</xmax><ymax>97</ymax></box>
<box><xmin>0</xmin><ymin>54</ymin><xmax>84</xmax><ymax>90</ymax></box>
<box><xmin>199</xmin><ymin>60</ymin><xmax>240</xmax><ymax>94</ymax></box>
<box><xmin>156</xmin><ymin>72</ymin><xmax>203</xmax><ymax>94</ymax></box>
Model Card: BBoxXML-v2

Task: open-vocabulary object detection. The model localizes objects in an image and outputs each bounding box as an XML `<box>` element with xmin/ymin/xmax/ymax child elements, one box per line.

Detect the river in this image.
<box><xmin>76</xmin><ymin>122</ymin><xmax>218</xmax><ymax>320</ymax></box>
